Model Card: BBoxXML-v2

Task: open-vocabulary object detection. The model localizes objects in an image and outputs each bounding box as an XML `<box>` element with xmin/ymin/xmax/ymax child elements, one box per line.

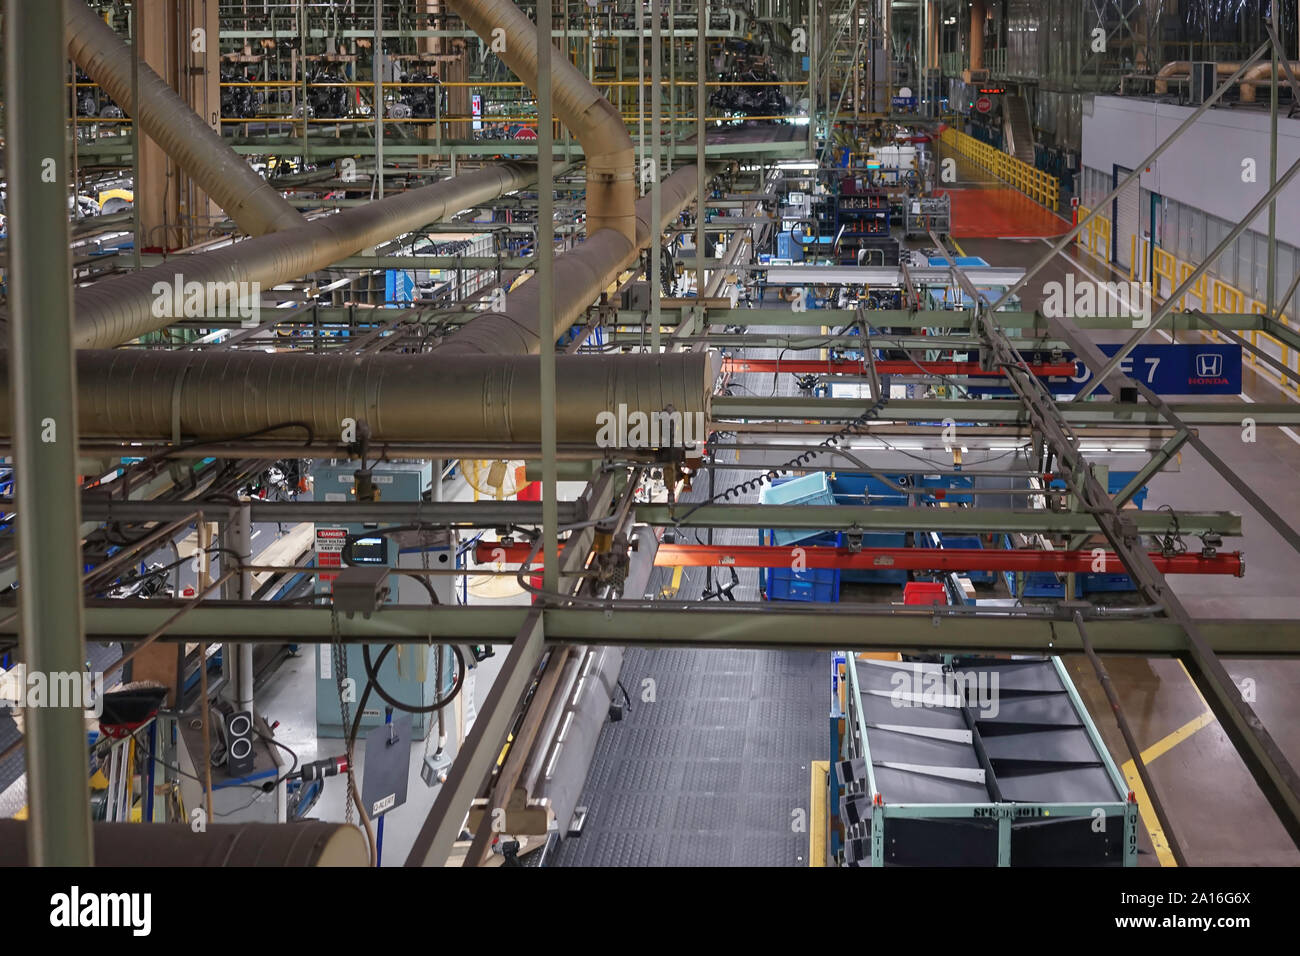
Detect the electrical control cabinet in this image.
<box><xmin>311</xmin><ymin>460</ymin><xmax>457</xmax><ymax>739</ymax></box>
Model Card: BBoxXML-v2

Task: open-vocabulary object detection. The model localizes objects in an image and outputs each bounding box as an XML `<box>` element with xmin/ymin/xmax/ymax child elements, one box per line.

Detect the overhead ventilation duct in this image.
<box><xmin>1240</xmin><ymin>63</ymin><xmax>1300</xmax><ymax>103</ymax></box>
<box><xmin>65</xmin><ymin>0</ymin><xmax>304</xmax><ymax>237</ymax></box>
<box><xmin>448</xmin><ymin>0</ymin><xmax>635</xmax><ymax>243</ymax></box>
<box><xmin>72</xmin><ymin>163</ymin><xmax>534</xmax><ymax>349</ymax></box>
<box><xmin>0</xmin><ymin>350</ymin><xmax>714</xmax><ymax>445</ymax></box>
<box><xmin>436</xmin><ymin>164</ymin><xmax>701</xmax><ymax>355</ymax></box>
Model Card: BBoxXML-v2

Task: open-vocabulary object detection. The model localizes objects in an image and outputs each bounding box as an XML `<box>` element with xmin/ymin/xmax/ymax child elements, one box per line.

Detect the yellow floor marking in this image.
<box><xmin>1123</xmin><ymin>709</ymin><xmax>1217</xmax><ymax>867</ymax></box>
<box><xmin>659</xmin><ymin>564</ymin><xmax>683</xmax><ymax>599</ymax></box>
<box><xmin>1122</xmin><ymin>758</ymin><xmax>1178</xmax><ymax>867</ymax></box>
<box><xmin>810</xmin><ymin>760</ymin><xmax>829</xmax><ymax>867</ymax></box>
<box><xmin>1141</xmin><ymin>709</ymin><xmax>1217</xmax><ymax>765</ymax></box>
<box><xmin>950</xmin><ymin>237</ymin><xmax>967</xmax><ymax>257</ymax></box>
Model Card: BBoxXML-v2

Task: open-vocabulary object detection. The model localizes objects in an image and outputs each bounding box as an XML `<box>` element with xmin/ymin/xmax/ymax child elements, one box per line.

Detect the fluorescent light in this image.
<box><xmin>776</xmin><ymin>160</ymin><xmax>818</xmax><ymax>170</ymax></box>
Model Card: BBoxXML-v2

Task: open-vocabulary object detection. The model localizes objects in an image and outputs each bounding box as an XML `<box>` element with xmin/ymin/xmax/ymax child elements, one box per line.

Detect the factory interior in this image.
<box><xmin>0</xmin><ymin>0</ymin><xmax>1297</xmax><ymax>897</ymax></box>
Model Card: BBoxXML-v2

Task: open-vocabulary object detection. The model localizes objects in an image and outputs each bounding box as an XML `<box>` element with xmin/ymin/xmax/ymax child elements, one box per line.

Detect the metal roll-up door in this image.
<box><xmin>1113</xmin><ymin>164</ymin><xmax>1141</xmax><ymax>270</ymax></box>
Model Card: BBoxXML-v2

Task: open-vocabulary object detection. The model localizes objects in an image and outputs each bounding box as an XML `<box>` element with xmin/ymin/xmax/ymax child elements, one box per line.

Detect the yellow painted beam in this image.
<box><xmin>810</xmin><ymin>760</ymin><xmax>829</xmax><ymax>867</ymax></box>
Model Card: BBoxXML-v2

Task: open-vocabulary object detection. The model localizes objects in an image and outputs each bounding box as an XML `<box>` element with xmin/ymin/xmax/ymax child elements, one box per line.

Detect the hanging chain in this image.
<box><xmin>331</xmin><ymin>606</ymin><xmax>356</xmax><ymax>825</ymax></box>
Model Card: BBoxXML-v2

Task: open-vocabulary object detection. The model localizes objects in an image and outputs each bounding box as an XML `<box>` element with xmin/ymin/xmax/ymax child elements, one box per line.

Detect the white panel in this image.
<box><xmin>1083</xmin><ymin>97</ymin><xmax>1300</xmax><ymax>248</ymax></box>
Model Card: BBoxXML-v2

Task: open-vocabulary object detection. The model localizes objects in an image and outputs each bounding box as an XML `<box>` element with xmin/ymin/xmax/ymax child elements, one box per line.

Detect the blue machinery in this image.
<box><xmin>829</xmin><ymin>655</ymin><xmax>1137</xmax><ymax>866</ymax></box>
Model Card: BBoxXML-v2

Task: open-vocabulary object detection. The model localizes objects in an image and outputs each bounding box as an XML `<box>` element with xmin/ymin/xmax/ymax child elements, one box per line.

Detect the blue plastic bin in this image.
<box><xmin>760</xmin><ymin>473</ymin><xmax>838</xmax><ymax>546</ymax></box>
<box><xmin>762</xmin><ymin>529</ymin><xmax>841</xmax><ymax>602</ymax></box>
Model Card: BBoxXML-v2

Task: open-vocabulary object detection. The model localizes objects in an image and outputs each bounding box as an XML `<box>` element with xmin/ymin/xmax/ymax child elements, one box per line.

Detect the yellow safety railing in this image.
<box><xmin>1074</xmin><ymin>205</ymin><xmax>1111</xmax><ymax>260</ymax></box>
<box><xmin>1083</xmin><ymin>212</ymin><xmax>1300</xmax><ymax>395</ymax></box>
<box><xmin>939</xmin><ymin>126</ymin><xmax>1059</xmax><ymax>208</ymax></box>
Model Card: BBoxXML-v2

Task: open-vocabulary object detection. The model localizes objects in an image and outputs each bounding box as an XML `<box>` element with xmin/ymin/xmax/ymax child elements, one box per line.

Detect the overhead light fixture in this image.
<box><xmin>776</xmin><ymin>161</ymin><xmax>819</xmax><ymax>170</ymax></box>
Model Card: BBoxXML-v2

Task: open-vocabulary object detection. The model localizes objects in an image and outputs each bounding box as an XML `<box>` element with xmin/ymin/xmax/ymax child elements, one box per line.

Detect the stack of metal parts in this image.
<box><xmin>837</xmin><ymin>656</ymin><xmax>1136</xmax><ymax>866</ymax></box>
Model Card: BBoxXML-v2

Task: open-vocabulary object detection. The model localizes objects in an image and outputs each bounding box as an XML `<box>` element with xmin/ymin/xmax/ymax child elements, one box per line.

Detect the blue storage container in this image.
<box><xmin>762</xmin><ymin>530</ymin><xmax>841</xmax><ymax>603</ymax></box>
<box><xmin>760</xmin><ymin>473</ymin><xmax>838</xmax><ymax>546</ymax></box>
<box><xmin>827</xmin><ymin>472</ymin><xmax>909</xmax><ymax>506</ymax></box>
<box><xmin>1078</xmin><ymin>572</ymin><xmax>1136</xmax><ymax>594</ymax></box>
<box><xmin>1021</xmin><ymin>571</ymin><xmax>1066</xmax><ymax>598</ymax></box>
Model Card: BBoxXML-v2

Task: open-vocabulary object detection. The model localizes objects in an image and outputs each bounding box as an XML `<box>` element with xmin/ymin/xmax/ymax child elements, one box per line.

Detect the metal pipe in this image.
<box><xmin>449</xmin><ymin>0</ymin><xmax>635</xmax><ymax>241</ymax></box>
<box><xmin>65</xmin><ymin>0</ymin><xmax>303</xmax><ymax>237</ymax></box>
<box><xmin>6</xmin><ymin>0</ymin><xmax>95</xmax><ymax>867</ymax></box>
<box><xmin>0</xmin><ymin>350</ymin><xmax>713</xmax><ymax>444</ymax></box>
<box><xmin>1234</xmin><ymin>62</ymin><xmax>1300</xmax><ymax>102</ymax></box>
<box><xmin>435</xmin><ymin>164</ymin><xmax>699</xmax><ymax>354</ymax></box>
<box><xmin>969</xmin><ymin>0</ymin><xmax>985</xmax><ymax>72</ymax></box>
<box><xmin>73</xmin><ymin>163</ymin><xmax>533</xmax><ymax>349</ymax></box>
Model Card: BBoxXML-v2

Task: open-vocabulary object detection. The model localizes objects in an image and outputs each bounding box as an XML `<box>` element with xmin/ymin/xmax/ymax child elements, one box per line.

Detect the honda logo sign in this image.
<box><xmin>1196</xmin><ymin>353</ymin><xmax>1224</xmax><ymax>378</ymax></box>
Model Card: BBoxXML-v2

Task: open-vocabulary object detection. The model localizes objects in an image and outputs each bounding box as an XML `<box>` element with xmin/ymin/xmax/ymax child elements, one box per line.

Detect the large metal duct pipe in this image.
<box><xmin>65</xmin><ymin>0</ymin><xmax>304</xmax><ymax>237</ymax></box>
<box><xmin>0</xmin><ymin>820</ymin><xmax>368</xmax><ymax>866</ymax></box>
<box><xmin>969</xmin><ymin>0</ymin><xmax>985</xmax><ymax>72</ymax></box>
<box><xmin>436</xmin><ymin>163</ymin><xmax>700</xmax><ymax>355</ymax></box>
<box><xmin>0</xmin><ymin>350</ymin><xmax>714</xmax><ymax>445</ymax></box>
<box><xmin>73</xmin><ymin>163</ymin><xmax>533</xmax><ymax>349</ymax></box>
<box><xmin>1240</xmin><ymin>62</ymin><xmax>1300</xmax><ymax>103</ymax></box>
<box><xmin>449</xmin><ymin>0</ymin><xmax>635</xmax><ymax>243</ymax></box>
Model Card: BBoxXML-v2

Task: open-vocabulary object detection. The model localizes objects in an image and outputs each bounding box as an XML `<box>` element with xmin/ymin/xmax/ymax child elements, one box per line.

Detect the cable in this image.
<box><xmin>361</xmin><ymin>642</ymin><xmax>465</xmax><ymax>715</ymax></box>
<box><xmin>115</xmin><ymin>421</ymin><xmax>315</xmax><ymax>497</ymax></box>
<box><xmin>674</xmin><ymin>392</ymin><xmax>892</xmax><ymax>524</ymax></box>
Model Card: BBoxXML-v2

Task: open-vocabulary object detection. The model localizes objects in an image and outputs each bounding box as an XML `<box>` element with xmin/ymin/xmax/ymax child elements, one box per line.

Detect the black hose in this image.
<box><xmin>361</xmin><ymin>642</ymin><xmax>465</xmax><ymax>715</ymax></box>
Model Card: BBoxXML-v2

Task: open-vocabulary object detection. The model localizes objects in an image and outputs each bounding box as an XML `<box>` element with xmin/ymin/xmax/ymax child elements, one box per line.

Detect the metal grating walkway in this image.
<box><xmin>553</xmin><ymin>314</ymin><xmax>831</xmax><ymax>866</ymax></box>
<box><xmin>549</xmin><ymin>646</ymin><xmax>825</xmax><ymax>867</ymax></box>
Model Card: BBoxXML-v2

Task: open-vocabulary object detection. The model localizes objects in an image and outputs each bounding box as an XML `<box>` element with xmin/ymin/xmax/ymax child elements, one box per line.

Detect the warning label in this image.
<box><xmin>316</xmin><ymin>526</ymin><xmax>347</xmax><ymax>588</ymax></box>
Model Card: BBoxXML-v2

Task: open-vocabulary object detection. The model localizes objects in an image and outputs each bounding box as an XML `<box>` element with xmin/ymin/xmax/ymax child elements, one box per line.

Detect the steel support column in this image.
<box><xmin>5</xmin><ymin>0</ymin><xmax>94</xmax><ymax>866</ymax></box>
<box><xmin>651</xmin><ymin>0</ymin><xmax>663</xmax><ymax>350</ymax></box>
<box><xmin>696</xmin><ymin>0</ymin><xmax>706</xmax><ymax>300</ymax></box>
<box><xmin>404</xmin><ymin>610</ymin><xmax>546</xmax><ymax>866</ymax></box>
<box><xmin>539</xmin><ymin>0</ymin><xmax>558</xmax><ymax>592</ymax></box>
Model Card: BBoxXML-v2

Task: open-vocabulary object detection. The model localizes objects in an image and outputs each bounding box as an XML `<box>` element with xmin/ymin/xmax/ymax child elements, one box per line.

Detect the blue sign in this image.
<box><xmin>892</xmin><ymin>96</ymin><xmax>917</xmax><ymax>109</ymax></box>
<box><xmin>1067</xmin><ymin>343</ymin><xmax>1241</xmax><ymax>396</ymax></box>
<box><xmin>385</xmin><ymin>269</ymin><xmax>416</xmax><ymax>305</ymax></box>
<box><xmin>963</xmin><ymin>343</ymin><xmax>1242</xmax><ymax>397</ymax></box>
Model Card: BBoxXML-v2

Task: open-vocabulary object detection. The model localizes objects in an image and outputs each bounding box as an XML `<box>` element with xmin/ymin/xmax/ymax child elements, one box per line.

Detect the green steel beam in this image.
<box><xmin>10</xmin><ymin>604</ymin><xmax>1296</xmax><ymax>655</ymax></box>
<box><xmin>6</xmin><ymin>0</ymin><xmax>94</xmax><ymax>866</ymax></box>
<box><xmin>711</xmin><ymin>396</ymin><xmax>1300</xmax><ymax>426</ymax></box>
<box><xmin>634</xmin><ymin>504</ymin><xmax>1240</xmax><ymax>535</ymax></box>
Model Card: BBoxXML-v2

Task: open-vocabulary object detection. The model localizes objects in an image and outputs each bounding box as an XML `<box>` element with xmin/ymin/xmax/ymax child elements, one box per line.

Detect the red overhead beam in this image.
<box><xmin>651</xmin><ymin>543</ymin><xmax>1244</xmax><ymax>577</ymax></box>
<box><xmin>721</xmin><ymin>358</ymin><xmax>1079</xmax><ymax>377</ymax></box>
